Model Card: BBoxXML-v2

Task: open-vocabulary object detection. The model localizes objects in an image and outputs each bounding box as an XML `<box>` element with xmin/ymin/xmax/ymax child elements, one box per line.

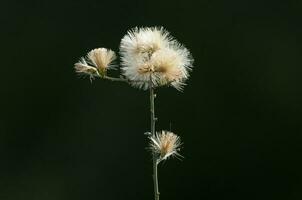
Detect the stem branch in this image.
<box><xmin>103</xmin><ymin>75</ymin><xmax>128</xmax><ymax>82</ymax></box>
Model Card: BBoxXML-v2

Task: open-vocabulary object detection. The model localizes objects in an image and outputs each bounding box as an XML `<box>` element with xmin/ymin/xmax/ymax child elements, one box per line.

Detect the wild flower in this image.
<box><xmin>74</xmin><ymin>58</ymin><xmax>100</xmax><ymax>82</ymax></box>
<box><xmin>120</xmin><ymin>27</ymin><xmax>193</xmax><ymax>90</ymax></box>
<box><xmin>74</xmin><ymin>48</ymin><xmax>116</xmax><ymax>80</ymax></box>
<box><xmin>149</xmin><ymin>130</ymin><xmax>182</xmax><ymax>163</ymax></box>
<box><xmin>74</xmin><ymin>26</ymin><xmax>192</xmax><ymax>200</ymax></box>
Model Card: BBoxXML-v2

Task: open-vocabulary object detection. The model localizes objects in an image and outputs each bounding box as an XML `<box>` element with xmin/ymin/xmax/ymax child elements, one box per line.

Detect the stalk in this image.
<box><xmin>150</xmin><ymin>79</ymin><xmax>160</xmax><ymax>200</ymax></box>
<box><xmin>103</xmin><ymin>75</ymin><xmax>128</xmax><ymax>82</ymax></box>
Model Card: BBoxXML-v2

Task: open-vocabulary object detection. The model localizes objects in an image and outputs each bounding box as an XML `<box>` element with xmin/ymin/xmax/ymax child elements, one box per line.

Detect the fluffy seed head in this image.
<box><xmin>120</xmin><ymin>27</ymin><xmax>193</xmax><ymax>90</ymax></box>
<box><xmin>74</xmin><ymin>58</ymin><xmax>100</xmax><ymax>82</ymax></box>
<box><xmin>149</xmin><ymin>130</ymin><xmax>182</xmax><ymax>162</ymax></box>
<box><xmin>87</xmin><ymin>48</ymin><xmax>116</xmax><ymax>72</ymax></box>
<box><xmin>74</xmin><ymin>48</ymin><xmax>116</xmax><ymax>80</ymax></box>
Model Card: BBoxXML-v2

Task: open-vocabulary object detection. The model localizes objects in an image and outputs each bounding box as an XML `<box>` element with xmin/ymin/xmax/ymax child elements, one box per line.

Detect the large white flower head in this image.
<box><xmin>74</xmin><ymin>48</ymin><xmax>116</xmax><ymax>81</ymax></box>
<box><xmin>149</xmin><ymin>130</ymin><xmax>182</xmax><ymax>163</ymax></box>
<box><xmin>120</xmin><ymin>27</ymin><xmax>193</xmax><ymax>90</ymax></box>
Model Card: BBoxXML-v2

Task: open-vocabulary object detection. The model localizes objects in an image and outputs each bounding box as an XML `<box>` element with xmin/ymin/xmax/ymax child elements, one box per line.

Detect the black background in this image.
<box><xmin>1</xmin><ymin>0</ymin><xmax>302</xmax><ymax>199</ymax></box>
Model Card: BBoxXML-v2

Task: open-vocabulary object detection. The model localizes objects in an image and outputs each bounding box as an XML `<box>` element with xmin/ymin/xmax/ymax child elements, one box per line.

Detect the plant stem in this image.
<box><xmin>150</xmin><ymin>79</ymin><xmax>160</xmax><ymax>200</ymax></box>
<box><xmin>103</xmin><ymin>75</ymin><xmax>128</xmax><ymax>82</ymax></box>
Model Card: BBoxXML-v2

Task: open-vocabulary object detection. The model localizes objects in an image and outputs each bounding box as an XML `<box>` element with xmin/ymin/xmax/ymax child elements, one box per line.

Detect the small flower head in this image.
<box><xmin>74</xmin><ymin>58</ymin><xmax>100</xmax><ymax>82</ymax></box>
<box><xmin>120</xmin><ymin>26</ymin><xmax>193</xmax><ymax>90</ymax></box>
<box><xmin>149</xmin><ymin>130</ymin><xmax>182</xmax><ymax>163</ymax></box>
<box><xmin>87</xmin><ymin>48</ymin><xmax>116</xmax><ymax>74</ymax></box>
<box><xmin>74</xmin><ymin>48</ymin><xmax>116</xmax><ymax>80</ymax></box>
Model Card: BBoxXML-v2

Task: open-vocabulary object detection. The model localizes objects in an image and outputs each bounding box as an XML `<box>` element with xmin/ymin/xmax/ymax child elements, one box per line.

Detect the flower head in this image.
<box><xmin>74</xmin><ymin>48</ymin><xmax>116</xmax><ymax>80</ymax></box>
<box><xmin>149</xmin><ymin>130</ymin><xmax>182</xmax><ymax>162</ymax></box>
<box><xmin>74</xmin><ymin>58</ymin><xmax>100</xmax><ymax>82</ymax></box>
<box><xmin>87</xmin><ymin>48</ymin><xmax>116</xmax><ymax>73</ymax></box>
<box><xmin>120</xmin><ymin>27</ymin><xmax>193</xmax><ymax>90</ymax></box>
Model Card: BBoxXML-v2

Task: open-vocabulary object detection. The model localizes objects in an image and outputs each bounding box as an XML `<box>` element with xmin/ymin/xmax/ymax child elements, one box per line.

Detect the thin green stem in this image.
<box><xmin>150</xmin><ymin>78</ymin><xmax>160</xmax><ymax>200</ymax></box>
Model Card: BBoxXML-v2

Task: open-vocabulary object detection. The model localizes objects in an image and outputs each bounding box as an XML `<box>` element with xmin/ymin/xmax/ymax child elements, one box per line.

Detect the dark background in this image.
<box><xmin>1</xmin><ymin>0</ymin><xmax>302</xmax><ymax>199</ymax></box>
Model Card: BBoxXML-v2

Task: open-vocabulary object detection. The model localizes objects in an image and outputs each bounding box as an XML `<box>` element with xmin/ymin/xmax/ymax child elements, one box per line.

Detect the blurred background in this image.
<box><xmin>1</xmin><ymin>0</ymin><xmax>302</xmax><ymax>199</ymax></box>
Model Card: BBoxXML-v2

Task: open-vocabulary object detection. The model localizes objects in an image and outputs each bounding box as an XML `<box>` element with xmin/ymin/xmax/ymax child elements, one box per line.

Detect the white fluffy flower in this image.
<box><xmin>87</xmin><ymin>48</ymin><xmax>116</xmax><ymax>72</ymax></box>
<box><xmin>74</xmin><ymin>48</ymin><xmax>116</xmax><ymax>80</ymax></box>
<box><xmin>149</xmin><ymin>130</ymin><xmax>182</xmax><ymax>162</ymax></box>
<box><xmin>74</xmin><ymin>58</ymin><xmax>100</xmax><ymax>82</ymax></box>
<box><xmin>120</xmin><ymin>27</ymin><xmax>193</xmax><ymax>90</ymax></box>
